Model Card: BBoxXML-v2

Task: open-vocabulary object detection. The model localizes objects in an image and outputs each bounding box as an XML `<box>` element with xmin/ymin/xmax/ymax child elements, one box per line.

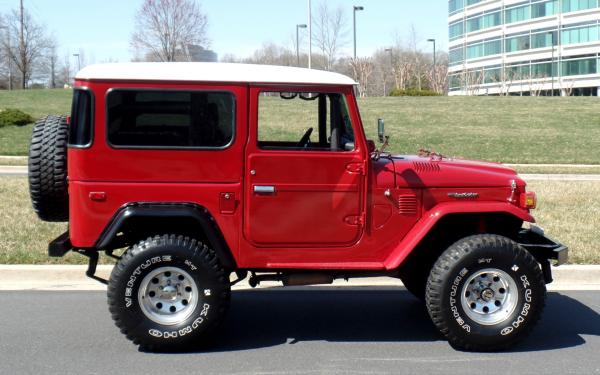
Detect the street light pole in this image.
<box><xmin>427</xmin><ymin>38</ymin><xmax>436</xmax><ymax>92</ymax></box>
<box><xmin>0</xmin><ymin>26</ymin><xmax>12</xmax><ymax>90</ymax></box>
<box><xmin>549</xmin><ymin>31</ymin><xmax>555</xmax><ymax>96</ymax></box>
<box><xmin>296</xmin><ymin>24</ymin><xmax>307</xmax><ymax>67</ymax></box>
<box><xmin>385</xmin><ymin>48</ymin><xmax>395</xmax><ymax>93</ymax></box>
<box><xmin>353</xmin><ymin>6</ymin><xmax>364</xmax><ymax>60</ymax></box>
<box><xmin>308</xmin><ymin>0</ymin><xmax>312</xmax><ymax>69</ymax></box>
<box><xmin>73</xmin><ymin>53</ymin><xmax>81</xmax><ymax>72</ymax></box>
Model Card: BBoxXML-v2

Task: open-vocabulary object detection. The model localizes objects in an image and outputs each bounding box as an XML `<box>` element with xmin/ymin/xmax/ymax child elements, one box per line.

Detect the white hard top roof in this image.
<box><xmin>75</xmin><ymin>62</ymin><xmax>357</xmax><ymax>86</ymax></box>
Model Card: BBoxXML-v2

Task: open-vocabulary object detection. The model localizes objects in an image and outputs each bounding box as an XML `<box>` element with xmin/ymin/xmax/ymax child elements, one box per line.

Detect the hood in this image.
<box><xmin>374</xmin><ymin>155</ymin><xmax>523</xmax><ymax>189</ymax></box>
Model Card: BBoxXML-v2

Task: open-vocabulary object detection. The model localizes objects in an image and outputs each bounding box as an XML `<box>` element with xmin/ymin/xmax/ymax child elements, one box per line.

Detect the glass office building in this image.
<box><xmin>448</xmin><ymin>0</ymin><xmax>600</xmax><ymax>95</ymax></box>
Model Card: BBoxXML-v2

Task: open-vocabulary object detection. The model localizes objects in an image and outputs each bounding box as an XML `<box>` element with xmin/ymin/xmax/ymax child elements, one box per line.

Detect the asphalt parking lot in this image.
<box><xmin>1</xmin><ymin>287</ymin><xmax>599</xmax><ymax>375</ymax></box>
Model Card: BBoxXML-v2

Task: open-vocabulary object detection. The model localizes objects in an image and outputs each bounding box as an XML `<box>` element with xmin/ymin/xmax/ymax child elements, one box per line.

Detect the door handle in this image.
<box><xmin>254</xmin><ymin>185</ymin><xmax>276</xmax><ymax>194</ymax></box>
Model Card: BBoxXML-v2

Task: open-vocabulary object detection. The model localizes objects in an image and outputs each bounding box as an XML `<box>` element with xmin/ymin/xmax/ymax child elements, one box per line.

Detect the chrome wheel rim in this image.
<box><xmin>138</xmin><ymin>266</ymin><xmax>199</xmax><ymax>325</ymax></box>
<box><xmin>460</xmin><ymin>268</ymin><xmax>519</xmax><ymax>326</ymax></box>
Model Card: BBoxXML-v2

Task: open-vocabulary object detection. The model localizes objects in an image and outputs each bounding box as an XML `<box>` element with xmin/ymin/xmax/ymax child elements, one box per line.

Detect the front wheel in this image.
<box><xmin>107</xmin><ymin>235</ymin><xmax>231</xmax><ymax>351</ymax></box>
<box><xmin>425</xmin><ymin>234</ymin><xmax>546</xmax><ymax>351</ymax></box>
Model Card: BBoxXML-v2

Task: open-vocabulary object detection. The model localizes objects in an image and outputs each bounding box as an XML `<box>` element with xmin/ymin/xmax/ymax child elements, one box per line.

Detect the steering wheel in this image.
<box><xmin>296</xmin><ymin>127</ymin><xmax>313</xmax><ymax>148</ymax></box>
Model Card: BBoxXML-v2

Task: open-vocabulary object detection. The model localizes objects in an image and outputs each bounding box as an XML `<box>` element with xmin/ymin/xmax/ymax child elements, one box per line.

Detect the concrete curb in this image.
<box><xmin>1</xmin><ymin>264</ymin><xmax>599</xmax><ymax>291</ymax></box>
<box><xmin>0</xmin><ymin>166</ymin><xmax>27</xmax><ymax>176</ymax></box>
<box><xmin>520</xmin><ymin>174</ymin><xmax>600</xmax><ymax>181</ymax></box>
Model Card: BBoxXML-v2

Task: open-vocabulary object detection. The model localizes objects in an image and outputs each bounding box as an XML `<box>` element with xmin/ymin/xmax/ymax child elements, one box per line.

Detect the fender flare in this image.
<box><xmin>95</xmin><ymin>202</ymin><xmax>237</xmax><ymax>269</ymax></box>
<box><xmin>383</xmin><ymin>201</ymin><xmax>534</xmax><ymax>270</ymax></box>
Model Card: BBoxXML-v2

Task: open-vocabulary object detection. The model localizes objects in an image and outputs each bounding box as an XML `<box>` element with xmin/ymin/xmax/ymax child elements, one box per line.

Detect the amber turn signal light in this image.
<box><xmin>519</xmin><ymin>191</ymin><xmax>537</xmax><ymax>209</ymax></box>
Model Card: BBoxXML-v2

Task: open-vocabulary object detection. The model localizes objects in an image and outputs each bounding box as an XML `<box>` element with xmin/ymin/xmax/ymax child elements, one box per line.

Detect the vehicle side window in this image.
<box><xmin>106</xmin><ymin>90</ymin><xmax>235</xmax><ymax>149</ymax></box>
<box><xmin>257</xmin><ymin>92</ymin><xmax>355</xmax><ymax>151</ymax></box>
<box><xmin>69</xmin><ymin>89</ymin><xmax>93</xmax><ymax>147</ymax></box>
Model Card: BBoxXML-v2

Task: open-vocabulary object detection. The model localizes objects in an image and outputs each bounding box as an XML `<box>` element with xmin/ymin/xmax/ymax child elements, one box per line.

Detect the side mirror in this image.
<box><xmin>377</xmin><ymin>118</ymin><xmax>385</xmax><ymax>143</ymax></box>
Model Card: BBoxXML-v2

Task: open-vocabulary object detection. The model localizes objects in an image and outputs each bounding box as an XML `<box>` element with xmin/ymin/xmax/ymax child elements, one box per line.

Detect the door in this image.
<box><xmin>244</xmin><ymin>88</ymin><xmax>365</xmax><ymax>247</ymax></box>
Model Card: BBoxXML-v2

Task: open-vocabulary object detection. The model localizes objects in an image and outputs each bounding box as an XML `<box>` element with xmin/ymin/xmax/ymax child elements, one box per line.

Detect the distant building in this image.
<box><xmin>448</xmin><ymin>0</ymin><xmax>600</xmax><ymax>96</ymax></box>
<box><xmin>187</xmin><ymin>45</ymin><xmax>218</xmax><ymax>62</ymax></box>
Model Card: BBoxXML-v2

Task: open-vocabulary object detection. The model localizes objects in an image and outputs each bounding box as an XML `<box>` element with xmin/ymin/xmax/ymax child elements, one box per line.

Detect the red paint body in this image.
<box><xmin>69</xmin><ymin>79</ymin><xmax>533</xmax><ymax>271</ymax></box>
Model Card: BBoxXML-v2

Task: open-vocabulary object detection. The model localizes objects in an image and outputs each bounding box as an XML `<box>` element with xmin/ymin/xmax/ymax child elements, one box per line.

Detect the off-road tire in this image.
<box><xmin>425</xmin><ymin>234</ymin><xmax>546</xmax><ymax>351</ymax></box>
<box><xmin>107</xmin><ymin>234</ymin><xmax>231</xmax><ymax>352</ymax></box>
<box><xmin>28</xmin><ymin>115</ymin><xmax>69</xmax><ymax>222</ymax></box>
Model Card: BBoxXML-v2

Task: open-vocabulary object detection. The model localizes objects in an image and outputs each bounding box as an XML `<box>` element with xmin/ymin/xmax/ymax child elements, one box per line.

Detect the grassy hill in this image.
<box><xmin>1</xmin><ymin>89</ymin><xmax>599</xmax><ymax>164</ymax></box>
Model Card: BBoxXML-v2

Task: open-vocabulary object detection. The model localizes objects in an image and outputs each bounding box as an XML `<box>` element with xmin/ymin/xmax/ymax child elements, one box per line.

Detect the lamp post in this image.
<box><xmin>0</xmin><ymin>26</ymin><xmax>12</xmax><ymax>90</ymax></box>
<box><xmin>308</xmin><ymin>0</ymin><xmax>312</xmax><ymax>69</ymax></box>
<box><xmin>353</xmin><ymin>5</ymin><xmax>364</xmax><ymax>60</ymax></box>
<box><xmin>296</xmin><ymin>24</ymin><xmax>307</xmax><ymax>67</ymax></box>
<box><xmin>427</xmin><ymin>38</ymin><xmax>436</xmax><ymax>92</ymax></box>
<box><xmin>549</xmin><ymin>31</ymin><xmax>555</xmax><ymax>96</ymax></box>
<box><xmin>384</xmin><ymin>48</ymin><xmax>394</xmax><ymax>66</ymax></box>
<box><xmin>73</xmin><ymin>53</ymin><xmax>81</xmax><ymax>72</ymax></box>
<box><xmin>385</xmin><ymin>48</ymin><xmax>395</xmax><ymax>94</ymax></box>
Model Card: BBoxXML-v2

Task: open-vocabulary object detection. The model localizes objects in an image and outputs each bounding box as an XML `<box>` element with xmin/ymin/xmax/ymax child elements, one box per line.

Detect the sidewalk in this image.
<box><xmin>1</xmin><ymin>264</ymin><xmax>599</xmax><ymax>291</ymax></box>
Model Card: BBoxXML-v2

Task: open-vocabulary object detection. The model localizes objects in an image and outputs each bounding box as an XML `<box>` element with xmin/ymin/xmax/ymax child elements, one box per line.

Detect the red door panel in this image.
<box><xmin>245</xmin><ymin>152</ymin><xmax>363</xmax><ymax>245</ymax></box>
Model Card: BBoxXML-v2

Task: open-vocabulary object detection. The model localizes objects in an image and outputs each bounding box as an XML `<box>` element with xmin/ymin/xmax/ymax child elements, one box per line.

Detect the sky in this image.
<box><xmin>0</xmin><ymin>0</ymin><xmax>448</xmax><ymax>66</ymax></box>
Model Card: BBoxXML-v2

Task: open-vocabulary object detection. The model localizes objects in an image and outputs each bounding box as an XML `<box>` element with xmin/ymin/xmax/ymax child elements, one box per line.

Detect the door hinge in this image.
<box><xmin>344</xmin><ymin>213</ymin><xmax>365</xmax><ymax>226</ymax></box>
<box><xmin>345</xmin><ymin>163</ymin><xmax>366</xmax><ymax>175</ymax></box>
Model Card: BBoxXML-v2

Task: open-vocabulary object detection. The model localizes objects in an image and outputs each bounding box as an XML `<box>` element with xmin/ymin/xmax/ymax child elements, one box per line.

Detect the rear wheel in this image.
<box><xmin>426</xmin><ymin>234</ymin><xmax>546</xmax><ymax>351</ymax></box>
<box><xmin>107</xmin><ymin>234</ymin><xmax>231</xmax><ymax>351</ymax></box>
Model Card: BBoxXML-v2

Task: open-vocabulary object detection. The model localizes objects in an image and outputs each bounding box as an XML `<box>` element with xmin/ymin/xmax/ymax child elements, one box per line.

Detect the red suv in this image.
<box><xmin>29</xmin><ymin>62</ymin><xmax>567</xmax><ymax>352</ymax></box>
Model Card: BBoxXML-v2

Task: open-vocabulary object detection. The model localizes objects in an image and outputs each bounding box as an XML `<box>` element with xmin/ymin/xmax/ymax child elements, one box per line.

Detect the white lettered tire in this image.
<box><xmin>425</xmin><ymin>234</ymin><xmax>546</xmax><ymax>351</ymax></box>
<box><xmin>107</xmin><ymin>234</ymin><xmax>230</xmax><ymax>351</ymax></box>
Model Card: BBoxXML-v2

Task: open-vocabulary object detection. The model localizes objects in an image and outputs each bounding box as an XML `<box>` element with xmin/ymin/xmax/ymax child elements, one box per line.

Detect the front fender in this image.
<box><xmin>383</xmin><ymin>201</ymin><xmax>534</xmax><ymax>270</ymax></box>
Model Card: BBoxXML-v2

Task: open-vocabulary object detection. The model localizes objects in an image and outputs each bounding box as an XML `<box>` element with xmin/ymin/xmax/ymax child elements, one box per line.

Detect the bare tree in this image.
<box><xmin>350</xmin><ymin>57</ymin><xmax>374</xmax><ymax>97</ymax></box>
<box><xmin>1</xmin><ymin>8</ymin><xmax>49</xmax><ymax>89</ymax></box>
<box><xmin>426</xmin><ymin>52</ymin><xmax>448</xmax><ymax>94</ymax></box>
<box><xmin>312</xmin><ymin>2</ymin><xmax>347</xmax><ymax>71</ymax></box>
<box><xmin>131</xmin><ymin>0</ymin><xmax>209</xmax><ymax>62</ymax></box>
<box><xmin>407</xmin><ymin>24</ymin><xmax>423</xmax><ymax>91</ymax></box>
<box><xmin>57</xmin><ymin>54</ymin><xmax>72</xmax><ymax>88</ymax></box>
<box><xmin>243</xmin><ymin>42</ymin><xmax>295</xmax><ymax>66</ymax></box>
<box><xmin>560</xmin><ymin>79</ymin><xmax>575</xmax><ymax>96</ymax></box>
<box><xmin>463</xmin><ymin>68</ymin><xmax>484</xmax><ymax>96</ymax></box>
<box><xmin>45</xmin><ymin>35</ymin><xmax>58</xmax><ymax>88</ymax></box>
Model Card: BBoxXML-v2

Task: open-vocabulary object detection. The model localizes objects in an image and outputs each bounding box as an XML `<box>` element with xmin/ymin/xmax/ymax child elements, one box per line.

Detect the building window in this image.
<box><xmin>505</xmin><ymin>4</ymin><xmax>531</xmax><ymax>24</ymax></box>
<box><xmin>484</xmin><ymin>67</ymin><xmax>502</xmax><ymax>83</ymax></box>
<box><xmin>467</xmin><ymin>14</ymin><xmax>483</xmax><ymax>32</ymax></box>
<box><xmin>449</xmin><ymin>0</ymin><xmax>465</xmax><ymax>14</ymax></box>
<box><xmin>506</xmin><ymin>34</ymin><xmax>531</xmax><ymax>52</ymax></box>
<box><xmin>485</xmin><ymin>39</ymin><xmax>502</xmax><ymax>55</ymax></box>
<box><xmin>449</xmin><ymin>21</ymin><xmax>464</xmax><ymax>40</ymax></box>
<box><xmin>531</xmin><ymin>0</ymin><xmax>558</xmax><ymax>18</ymax></box>
<box><xmin>449</xmin><ymin>74</ymin><xmax>462</xmax><ymax>90</ymax></box>
<box><xmin>449</xmin><ymin>46</ymin><xmax>464</xmax><ymax>65</ymax></box>
<box><xmin>562</xmin><ymin>0</ymin><xmax>599</xmax><ymax>13</ymax></box>
<box><xmin>506</xmin><ymin>63</ymin><xmax>531</xmax><ymax>80</ymax></box>
<box><xmin>467</xmin><ymin>42</ymin><xmax>484</xmax><ymax>59</ymax></box>
<box><xmin>106</xmin><ymin>90</ymin><xmax>235</xmax><ymax>149</ymax></box>
<box><xmin>531</xmin><ymin>60</ymin><xmax>557</xmax><ymax>77</ymax></box>
<box><xmin>562</xmin><ymin>24</ymin><xmax>600</xmax><ymax>45</ymax></box>
<box><xmin>562</xmin><ymin>57</ymin><xmax>598</xmax><ymax>76</ymax></box>
<box><xmin>483</xmin><ymin>11</ymin><xmax>502</xmax><ymax>28</ymax></box>
<box><xmin>531</xmin><ymin>30</ymin><xmax>558</xmax><ymax>48</ymax></box>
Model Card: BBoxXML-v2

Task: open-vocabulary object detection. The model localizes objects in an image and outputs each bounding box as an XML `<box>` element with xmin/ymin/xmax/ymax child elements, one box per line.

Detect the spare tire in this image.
<box><xmin>28</xmin><ymin>115</ymin><xmax>69</xmax><ymax>222</ymax></box>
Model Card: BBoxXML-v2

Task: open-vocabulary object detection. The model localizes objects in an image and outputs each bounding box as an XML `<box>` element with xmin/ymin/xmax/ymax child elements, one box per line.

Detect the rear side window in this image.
<box><xmin>69</xmin><ymin>89</ymin><xmax>93</xmax><ymax>147</ymax></box>
<box><xmin>106</xmin><ymin>90</ymin><xmax>235</xmax><ymax>149</ymax></box>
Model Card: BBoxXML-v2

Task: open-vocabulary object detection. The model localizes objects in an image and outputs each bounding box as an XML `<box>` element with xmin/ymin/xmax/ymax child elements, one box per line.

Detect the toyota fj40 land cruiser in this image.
<box><xmin>29</xmin><ymin>62</ymin><xmax>567</xmax><ymax>352</ymax></box>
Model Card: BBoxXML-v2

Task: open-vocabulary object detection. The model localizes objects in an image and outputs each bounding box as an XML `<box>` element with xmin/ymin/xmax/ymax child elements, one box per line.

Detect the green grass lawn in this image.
<box><xmin>0</xmin><ymin>176</ymin><xmax>596</xmax><ymax>264</ymax></box>
<box><xmin>357</xmin><ymin>96</ymin><xmax>600</xmax><ymax>164</ymax></box>
<box><xmin>0</xmin><ymin>89</ymin><xmax>72</xmax><ymax>156</ymax></box>
<box><xmin>1</xmin><ymin>90</ymin><xmax>599</xmax><ymax>164</ymax></box>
